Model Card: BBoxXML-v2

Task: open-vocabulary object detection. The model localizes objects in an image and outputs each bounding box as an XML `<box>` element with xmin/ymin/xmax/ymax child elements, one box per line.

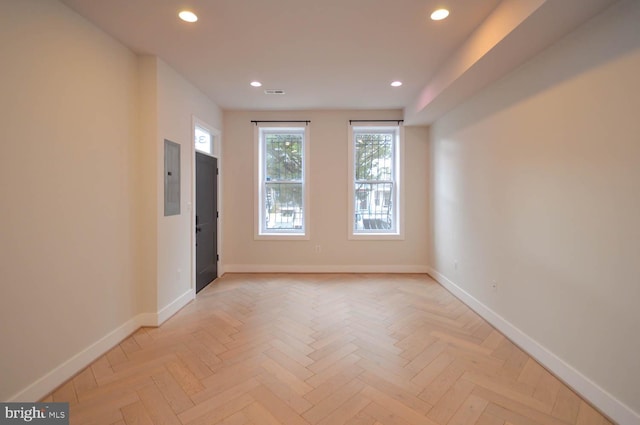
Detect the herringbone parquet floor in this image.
<box><xmin>43</xmin><ymin>274</ymin><xmax>613</xmax><ymax>425</ymax></box>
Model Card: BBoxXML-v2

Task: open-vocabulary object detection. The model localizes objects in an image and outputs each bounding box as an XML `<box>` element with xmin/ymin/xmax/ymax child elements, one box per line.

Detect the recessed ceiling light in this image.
<box><xmin>250</xmin><ymin>81</ymin><xmax>262</xmax><ymax>87</ymax></box>
<box><xmin>391</xmin><ymin>81</ymin><xmax>403</xmax><ymax>87</ymax></box>
<box><xmin>430</xmin><ymin>8</ymin><xmax>449</xmax><ymax>21</ymax></box>
<box><xmin>178</xmin><ymin>10</ymin><xmax>198</xmax><ymax>23</ymax></box>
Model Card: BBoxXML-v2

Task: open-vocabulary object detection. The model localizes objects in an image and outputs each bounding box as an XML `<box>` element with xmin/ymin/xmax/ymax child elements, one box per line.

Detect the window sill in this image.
<box><xmin>348</xmin><ymin>233</ymin><xmax>405</xmax><ymax>241</ymax></box>
<box><xmin>255</xmin><ymin>233</ymin><xmax>310</xmax><ymax>241</ymax></box>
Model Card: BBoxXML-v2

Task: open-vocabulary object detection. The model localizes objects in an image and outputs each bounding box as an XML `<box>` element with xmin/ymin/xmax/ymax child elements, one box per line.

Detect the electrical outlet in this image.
<box><xmin>491</xmin><ymin>280</ymin><xmax>498</xmax><ymax>292</ymax></box>
<box><xmin>314</xmin><ymin>245</ymin><xmax>322</xmax><ymax>253</ymax></box>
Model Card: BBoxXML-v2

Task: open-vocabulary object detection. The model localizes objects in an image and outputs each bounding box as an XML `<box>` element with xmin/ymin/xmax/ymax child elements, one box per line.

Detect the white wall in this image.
<box><xmin>155</xmin><ymin>59</ymin><xmax>223</xmax><ymax>309</ymax></box>
<box><xmin>0</xmin><ymin>1</ymin><xmax>222</xmax><ymax>401</ymax></box>
<box><xmin>223</xmin><ymin>110</ymin><xmax>429</xmax><ymax>272</ymax></box>
<box><xmin>0</xmin><ymin>0</ymin><xmax>139</xmax><ymax>401</ymax></box>
<box><xmin>137</xmin><ymin>56</ymin><xmax>159</xmax><ymax>314</ymax></box>
<box><xmin>429</xmin><ymin>1</ymin><xmax>640</xmax><ymax>422</ymax></box>
<box><xmin>138</xmin><ymin>56</ymin><xmax>223</xmax><ymax>314</ymax></box>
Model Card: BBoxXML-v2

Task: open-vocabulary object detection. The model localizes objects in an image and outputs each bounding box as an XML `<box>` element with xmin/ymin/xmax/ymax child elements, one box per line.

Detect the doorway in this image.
<box><xmin>195</xmin><ymin>151</ymin><xmax>218</xmax><ymax>293</ymax></box>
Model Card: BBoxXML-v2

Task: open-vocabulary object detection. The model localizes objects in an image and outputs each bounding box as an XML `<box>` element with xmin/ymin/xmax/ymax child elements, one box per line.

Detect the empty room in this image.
<box><xmin>1</xmin><ymin>0</ymin><xmax>638</xmax><ymax>424</ymax></box>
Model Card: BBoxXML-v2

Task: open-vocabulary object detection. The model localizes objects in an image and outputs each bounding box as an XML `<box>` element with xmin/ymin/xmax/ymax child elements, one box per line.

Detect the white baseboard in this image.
<box><xmin>136</xmin><ymin>312</ymin><xmax>158</xmax><ymax>327</ymax></box>
<box><xmin>7</xmin><ymin>290</ymin><xmax>194</xmax><ymax>403</ymax></box>
<box><xmin>427</xmin><ymin>266</ymin><xmax>640</xmax><ymax>425</ymax></box>
<box><xmin>224</xmin><ymin>264</ymin><xmax>430</xmax><ymax>274</ymax></box>
<box><xmin>155</xmin><ymin>289</ymin><xmax>195</xmax><ymax>326</ymax></box>
<box><xmin>7</xmin><ymin>315</ymin><xmax>143</xmax><ymax>402</ymax></box>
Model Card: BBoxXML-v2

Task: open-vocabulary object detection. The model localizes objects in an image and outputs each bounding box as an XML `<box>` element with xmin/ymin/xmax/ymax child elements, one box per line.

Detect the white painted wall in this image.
<box><xmin>0</xmin><ymin>1</ymin><xmax>222</xmax><ymax>401</ymax></box>
<box><xmin>223</xmin><ymin>110</ymin><xmax>429</xmax><ymax>272</ymax></box>
<box><xmin>429</xmin><ymin>1</ymin><xmax>640</xmax><ymax>422</ymax></box>
<box><xmin>137</xmin><ymin>56</ymin><xmax>159</xmax><ymax>315</ymax></box>
<box><xmin>0</xmin><ymin>0</ymin><xmax>139</xmax><ymax>401</ymax></box>
<box><xmin>155</xmin><ymin>59</ymin><xmax>222</xmax><ymax>309</ymax></box>
<box><xmin>137</xmin><ymin>56</ymin><xmax>223</xmax><ymax>314</ymax></box>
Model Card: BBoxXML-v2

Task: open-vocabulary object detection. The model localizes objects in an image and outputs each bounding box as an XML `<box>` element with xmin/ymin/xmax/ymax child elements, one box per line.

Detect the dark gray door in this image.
<box><xmin>196</xmin><ymin>152</ymin><xmax>218</xmax><ymax>293</ymax></box>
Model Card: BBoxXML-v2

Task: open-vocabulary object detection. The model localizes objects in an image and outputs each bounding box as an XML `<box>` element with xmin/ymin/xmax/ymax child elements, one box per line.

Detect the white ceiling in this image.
<box><xmin>59</xmin><ymin>0</ymin><xmax>616</xmax><ymax>124</ymax></box>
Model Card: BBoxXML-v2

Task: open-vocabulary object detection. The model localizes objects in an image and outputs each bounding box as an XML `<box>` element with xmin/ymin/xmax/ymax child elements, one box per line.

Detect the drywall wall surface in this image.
<box><xmin>430</xmin><ymin>0</ymin><xmax>640</xmax><ymax>416</ymax></box>
<box><xmin>155</xmin><ymin>59</ymin><xmax>222</xmax><ymax>308</ymax></box>
<box><xmin>136</xmin><ymin>56</ymin><xmax>159</xmax><ymax>314</ymax></box>
<box><xmin>0</xmin><ymin>0</ymin><xmax>139</xmax><ymax>400</ymax></box>
<box><xmin>222</xmin><ymin>110</ymin><xmax>429</xmax><ymax>271</ymax></box>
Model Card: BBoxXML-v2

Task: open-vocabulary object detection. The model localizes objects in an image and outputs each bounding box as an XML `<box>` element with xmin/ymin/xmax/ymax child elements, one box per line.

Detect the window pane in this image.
<box><xmin>265</xmin><ymin>183</ymin><xmax>303</xmax><ymax>230</ymax></box>
<box><xmin>355</xmin><ymin>133</ymin><xmax>393</xmax><ymax>181</ymax></box>
<box><xmin>265</xmin><ymin>133</ymin><xmax>303</xmax><ymax>181</ymax></box>
<box><xmin>195</xmin><ymin>126</ymin><xmax>212</xmax><ymax>154</ymax></box>
<box><xmin>354</xmin><ymin>182</ymin><xmax>393</xmax><ymax>231</ymax></box>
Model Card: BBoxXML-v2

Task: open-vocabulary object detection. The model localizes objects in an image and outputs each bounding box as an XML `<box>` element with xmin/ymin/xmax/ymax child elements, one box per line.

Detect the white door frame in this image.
<box><xmin>191</xmin><ymin>115</ymin><xmax>222</xmax><ymax>293</ymax></box>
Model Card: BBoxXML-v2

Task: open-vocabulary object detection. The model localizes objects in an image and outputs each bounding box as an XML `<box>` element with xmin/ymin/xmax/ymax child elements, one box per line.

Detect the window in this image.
<box><xmin>194</xmin><ymin>125</ymin><xmax>212</xmax><ymax>155</ymax></box>
<box><xmin>348</xmin><ymin>125</ymin><xmax>404</xmax><ymax>239</ymax></box>
<box><xmin>193</xmin><ymin>118</ymin><xmax>220</xmax><ymax>158</ymax></box>
<box><xmin>255</xmin><ymin>124</ymin><xmax>310</xmax><ymax>239</ymax></box>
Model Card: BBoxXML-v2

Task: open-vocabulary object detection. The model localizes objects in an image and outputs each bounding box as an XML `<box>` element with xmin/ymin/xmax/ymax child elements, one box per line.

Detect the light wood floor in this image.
<box><xmin>43</xmin><ymin>274</ymin><xmax>614</xmax><ymax>425</ymax></box>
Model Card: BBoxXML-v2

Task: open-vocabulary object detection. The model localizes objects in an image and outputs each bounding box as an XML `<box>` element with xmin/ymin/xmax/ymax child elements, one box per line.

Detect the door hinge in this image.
<box><xmin>216</xmin><ymin>254</ymin><xmax>219</xmax><ymax>261</ymax></box>
<box><xmin>216</xmin><ymin>211</ymin><xmax>219</xmax><ymax>218</ymax></box>
<box><xmin>216</xmin><ymin>168</ymin><xmax>219</xmax><ymax>175</ymax></box>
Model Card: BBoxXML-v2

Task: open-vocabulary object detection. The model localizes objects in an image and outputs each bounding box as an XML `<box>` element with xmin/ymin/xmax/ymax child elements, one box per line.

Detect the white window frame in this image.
<box><xmin>191</xmin><ymin>116</ymin><xmax>222</xmax><ymax>289</ymax></box>
<box><xmin>254</xmin><ymin>123</ymin><xmax>310</xmax><ymax>240</ymax></box>
<box><xmin>348</xmin><ymin>124</ymin><xmax>404</xmax><ymax>240</ymax></box>
<box><xmin>193</xmin><ymin>118</ymin><xmax>220</xmax><ymax>158</ymax></box>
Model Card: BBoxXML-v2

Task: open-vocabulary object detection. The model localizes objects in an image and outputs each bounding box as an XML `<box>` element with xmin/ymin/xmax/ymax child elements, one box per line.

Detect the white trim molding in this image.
<box><xmin>347</xmin><ymin>124</ymin><xmax>405</xmax><ymax>240</ymax></box>
<box><xmin>7</xmin><ymin>290</ymin><xmax>194</xmax><ymax>403</ymax></box>
<box><xmin>224</xmin><ymin>264</ymin><xmax>429</xmax><ymax>274</ymax></box>
<box><xmin>8</xmin><ymin>315</ymin><xmax>142</xmax><ymax>402</ymax></box>
<box><xmin>427</xmin><ymin>266</ymin><xmax>640</xmax><ymax>425</ymax></box>
<box><xmin>190</xmin><ymin>115</ymin><xmax>223</xmax><ymax>300</ymax></box>
<box><xmin>155</xmin><ymin>289</ymin><xmax>195</xmax><ymax>326</ymax></box>
<box><xmin>254</xmin><ymin>123</ymin><xmax>311</xmax><ymax>241</ymax></box>
<box><xmin>137</xmin><ymin>288</ymin><xmax>195</xmax><ymax>327</ymax></box>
